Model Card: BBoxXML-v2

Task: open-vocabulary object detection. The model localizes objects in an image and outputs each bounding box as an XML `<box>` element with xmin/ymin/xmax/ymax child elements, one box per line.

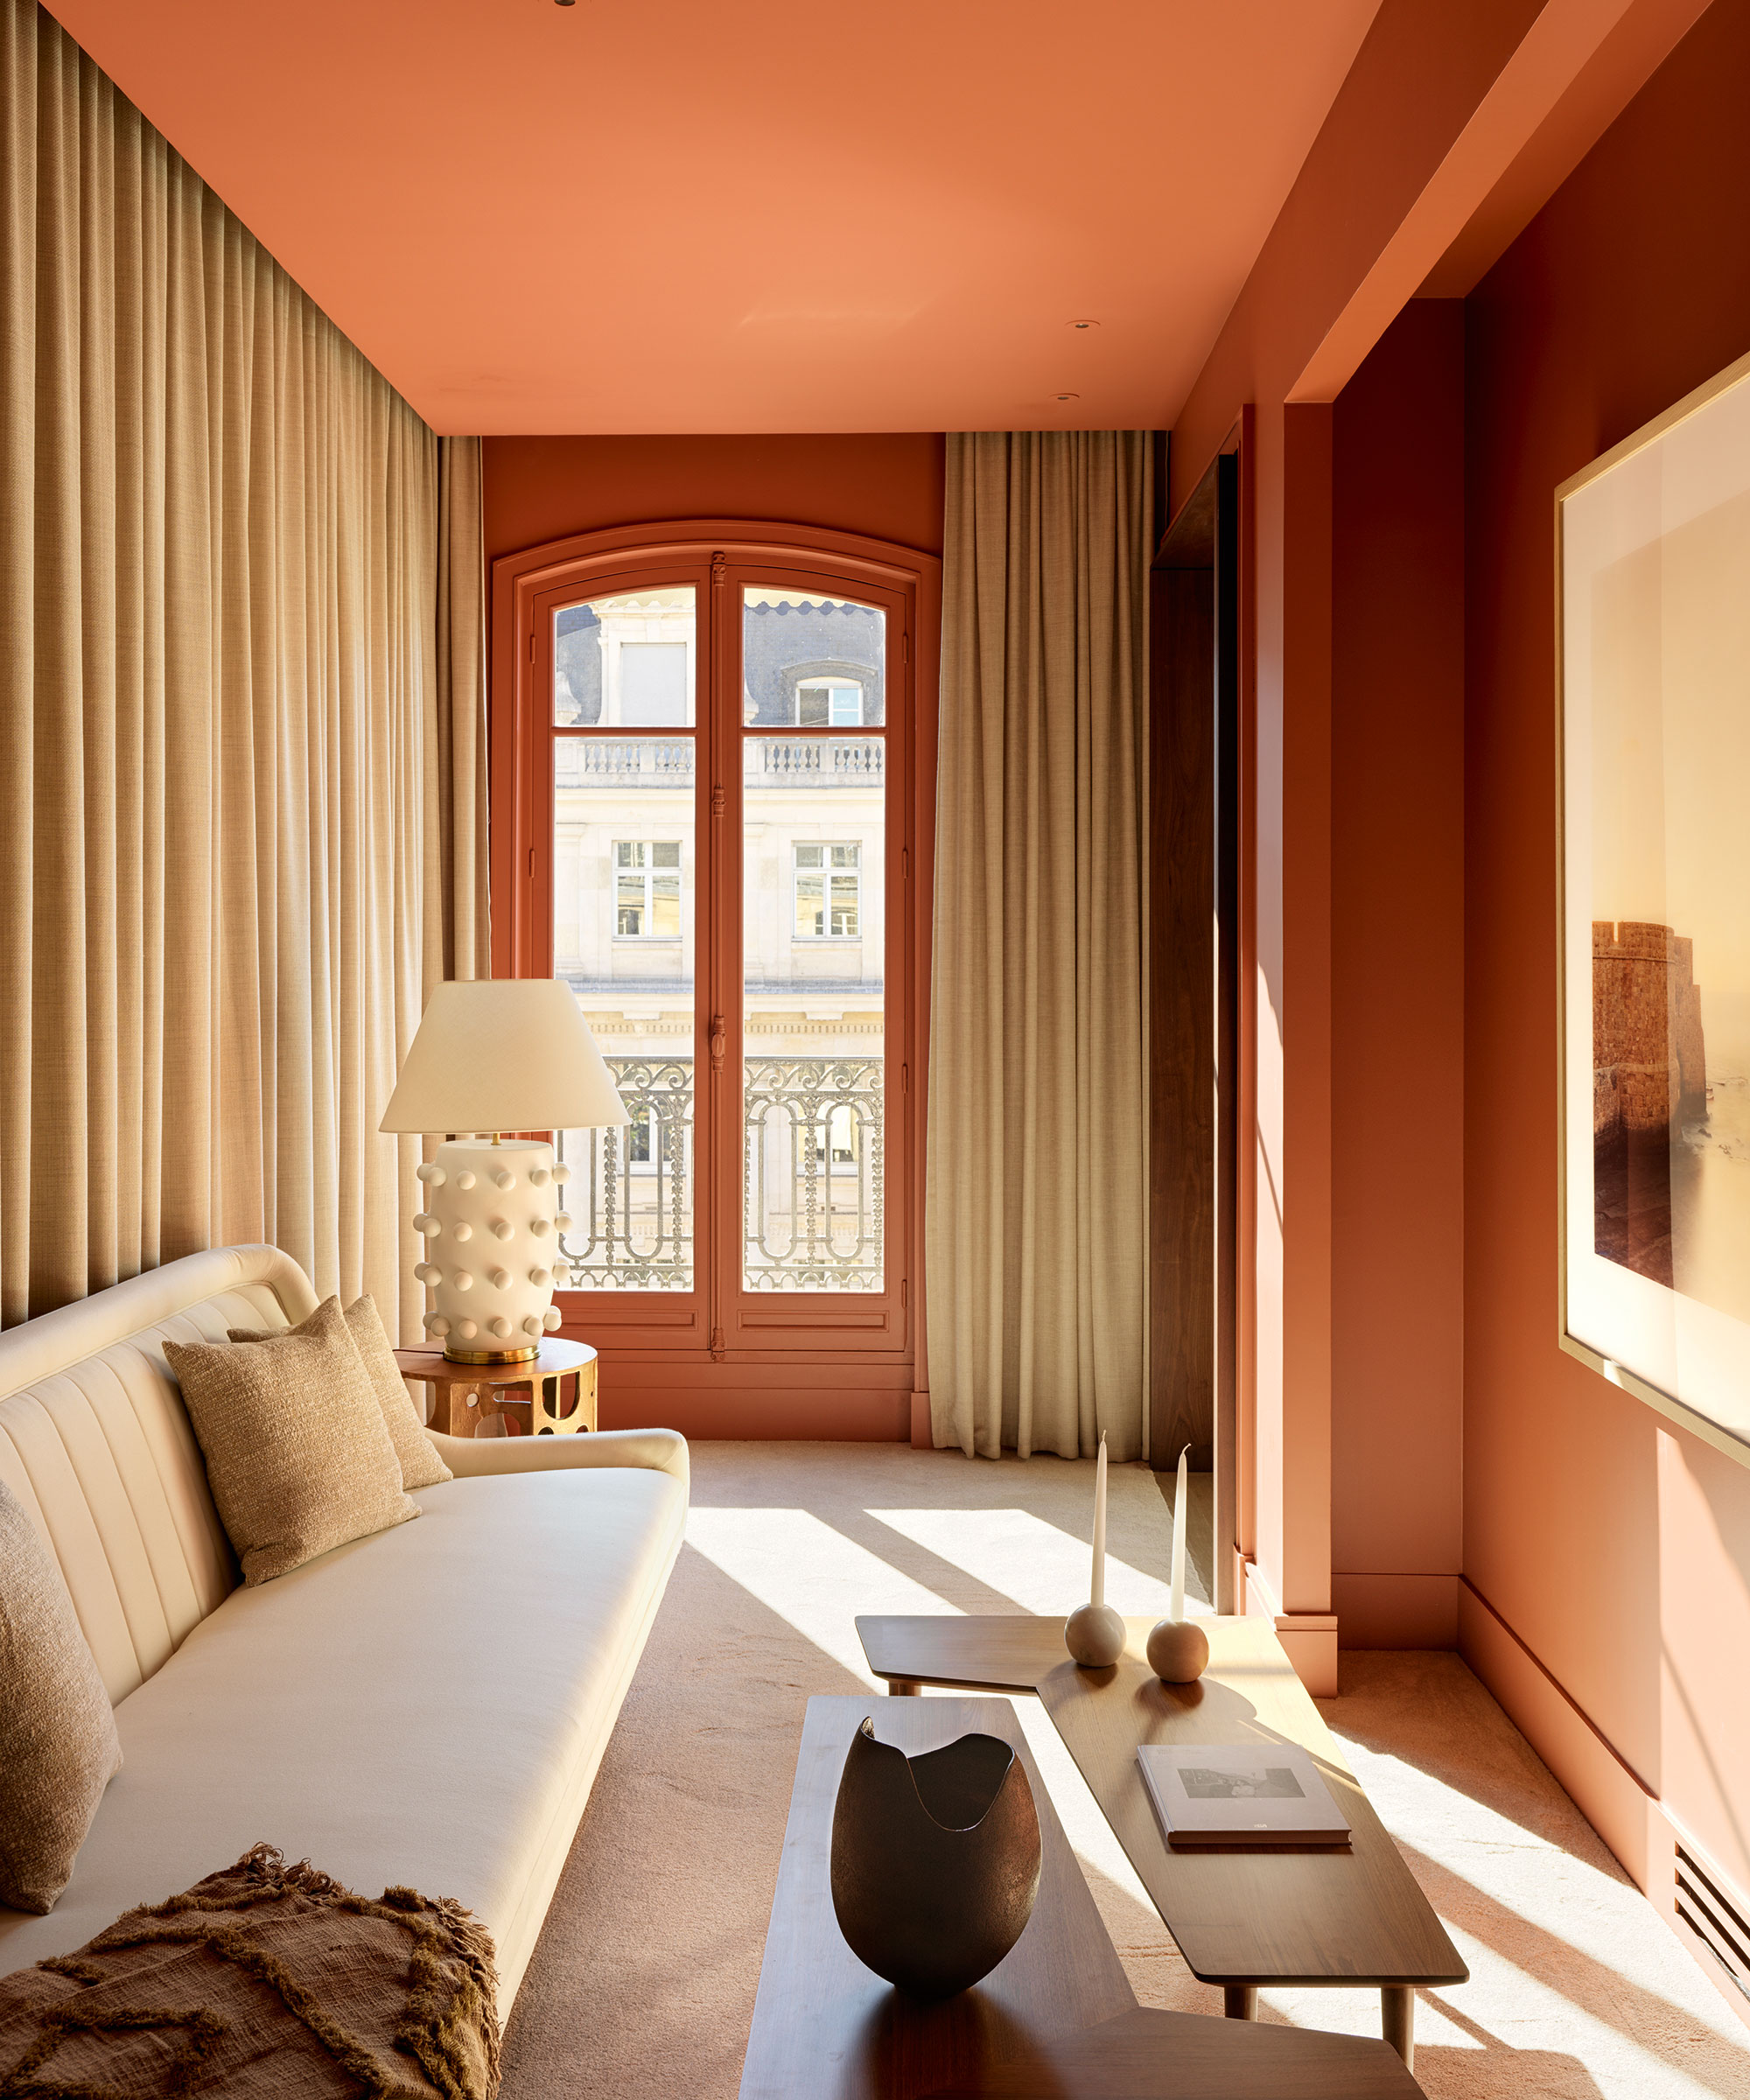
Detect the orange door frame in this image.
<box><xmin>490</xmin><ymin>519</ymin><xmax>940</xmax><ymax>1440</ymax></box>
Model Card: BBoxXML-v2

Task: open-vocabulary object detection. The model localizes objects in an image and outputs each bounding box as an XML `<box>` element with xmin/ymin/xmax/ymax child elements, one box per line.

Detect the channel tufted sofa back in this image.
<box><xmin>0</xmin><ymin>1246</ymin><xmax>318</xmax><ymax>1705</ymax></box>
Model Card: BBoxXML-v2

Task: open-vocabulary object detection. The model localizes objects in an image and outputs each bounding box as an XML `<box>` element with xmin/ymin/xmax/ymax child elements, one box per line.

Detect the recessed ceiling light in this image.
<box><xmin>1068</xmin><ymin>319</ymin><xmax>1099</xmax><ymax>330</ymax></box>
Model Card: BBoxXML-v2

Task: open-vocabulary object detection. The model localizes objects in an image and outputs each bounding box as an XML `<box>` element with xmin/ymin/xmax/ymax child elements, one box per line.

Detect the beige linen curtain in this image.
<box><xmin>0</xmin><ymin>0</ymin><xmax>488</xmax><ymax>1339</ymax></box>
<box><xmin>928</xmin><ymin>431</ymin><xmax>1150</xmax><ymax>1460</ymax></box>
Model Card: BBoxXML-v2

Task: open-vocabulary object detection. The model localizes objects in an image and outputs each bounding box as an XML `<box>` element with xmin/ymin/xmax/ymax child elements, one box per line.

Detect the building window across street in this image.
<box><xmin>794</xmin><ymin>843</ymin><xmax>859</xmax><ymax>937</ymax></box>
<box><xmin>795</xmin><ymin>676</ymin><xmax>864</xmax><ymax>727</ymax></box>
<box><xmin>615</xmin><ymin>840</ymin><xmax>682</xmax><ymax>936</ymax></box>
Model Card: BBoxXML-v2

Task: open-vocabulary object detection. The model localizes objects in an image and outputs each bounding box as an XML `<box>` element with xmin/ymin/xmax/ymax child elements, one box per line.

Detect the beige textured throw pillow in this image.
<box><xmin>164</xmin><ymin>1296</ymin><xmax>419</xmax><ymax>1586</ymax></box>
<box><xmin>230</xmin><ymin>1294</ymin><xmax>451</xmax><ymax>1491</ymax></box>
<box><xmin>0</xmin><ymin>1478</ymin><xmax>123</xmax><ymax>1914</ymax></box>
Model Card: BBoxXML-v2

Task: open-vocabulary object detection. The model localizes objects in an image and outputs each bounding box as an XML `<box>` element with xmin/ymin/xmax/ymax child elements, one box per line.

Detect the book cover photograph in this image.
<box><xmin>1137</xmin><ymin>1743</ymin><xmax>1353</xmax><ymax>1848</ymax></box>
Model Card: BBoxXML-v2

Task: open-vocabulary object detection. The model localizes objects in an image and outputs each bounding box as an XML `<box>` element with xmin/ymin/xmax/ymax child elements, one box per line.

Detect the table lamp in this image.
<box><xmin>380</xmin><ymin>979</ymin><xmax>627</xmax><ymax>1364</ymax></box>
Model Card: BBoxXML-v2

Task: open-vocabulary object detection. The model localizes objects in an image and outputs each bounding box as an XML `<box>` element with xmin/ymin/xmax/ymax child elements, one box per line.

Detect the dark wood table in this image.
<box><xmin>738</xmin><ymin>1696</ymin><xmax>1133</xmax><ymax>2100</ymax></box>
<box><xmin>857</xmin><ymin>1615</ymin><xmax>1466</xmax><ymax>2073</ymax></box>
<box><xmin>740</xmin><ymin>1698</ymin><xmax>1424</xmax><ymax>2099</ymax></box>
<box><xmin>922</xmin><ymin>2006</ymin><xmax>1422</xmax><ymax>2097</ymax></box>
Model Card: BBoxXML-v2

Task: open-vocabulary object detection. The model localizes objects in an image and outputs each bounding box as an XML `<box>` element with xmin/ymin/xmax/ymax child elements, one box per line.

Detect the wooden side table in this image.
<box><xmin>394</xmin><ymin>1340</ymin><xmax>598</xmax><ymax>1439</ymax></box>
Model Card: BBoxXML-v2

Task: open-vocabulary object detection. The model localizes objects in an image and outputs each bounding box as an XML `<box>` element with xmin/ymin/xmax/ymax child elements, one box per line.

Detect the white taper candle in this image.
<box><xmin>1090</xmin><ymin>1433</ymin><xmax>1108</xmax><ymax>1609</ymax></box>
<box><xmin>1169</xmin><ymin>1443</ymin><xmax>1189</xmax><ymax>1622</ymax></box>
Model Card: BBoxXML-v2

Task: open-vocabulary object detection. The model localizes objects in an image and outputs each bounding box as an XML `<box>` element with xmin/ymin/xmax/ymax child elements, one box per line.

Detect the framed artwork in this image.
<box><xmin>1559</xmin><ymin>347</ymin><xmax>1750</xmax><ymax>1464</ymax></box>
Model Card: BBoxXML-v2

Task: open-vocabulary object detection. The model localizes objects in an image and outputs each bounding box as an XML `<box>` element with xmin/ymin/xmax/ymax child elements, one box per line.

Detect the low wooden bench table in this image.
<box><xmin>856</xmin><ymin>1614</ymin><xmax>1466</xmax><ymax>2072</ymax></box>
<box><xmin>739</xmin><ymin>1696</ymin><xmax>1423</xmax><ymax>2100</ymax></box>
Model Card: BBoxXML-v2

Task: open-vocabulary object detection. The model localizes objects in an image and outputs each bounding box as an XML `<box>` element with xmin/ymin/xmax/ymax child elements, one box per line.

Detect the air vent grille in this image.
<box><xmin>1676</xmin><ymin>1844</ymin><xmax>1750</xmax><ymax>2001</ymax></box>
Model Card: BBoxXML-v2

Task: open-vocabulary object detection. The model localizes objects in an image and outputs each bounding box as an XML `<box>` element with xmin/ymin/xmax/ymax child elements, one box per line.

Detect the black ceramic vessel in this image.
<box><xmin>829</xmin><ymin>1718</ymin><xmax>1042</xmax><ymax>1999</ymax></box>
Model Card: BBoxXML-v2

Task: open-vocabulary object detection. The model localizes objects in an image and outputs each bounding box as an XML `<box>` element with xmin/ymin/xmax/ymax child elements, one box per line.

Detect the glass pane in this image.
<box><xmin>742</xmin><ymin>588</ymin><xmax>886</xmax><ymax>727</ymax></box>
<box><xmin>553</xmin><ymin>721</ymin><xmax>696</xmax><ymax>1292</ymax></box>
<box><xmin>555</xmin><ymin>586</ymin><xmax>696</xmax><ymax>727</ymax></box>
<box><xmin>742</xmin><ymin>611</ymin><xmax>885</xmax><ymax>1292</ymax></box>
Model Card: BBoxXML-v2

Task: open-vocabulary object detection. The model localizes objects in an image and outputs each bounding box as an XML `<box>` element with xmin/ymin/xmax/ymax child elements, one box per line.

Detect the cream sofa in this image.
<box><xmin>0</xmin><ymin>1244</ymin><xmax>688</xmax><ymax>2013</ymax></box>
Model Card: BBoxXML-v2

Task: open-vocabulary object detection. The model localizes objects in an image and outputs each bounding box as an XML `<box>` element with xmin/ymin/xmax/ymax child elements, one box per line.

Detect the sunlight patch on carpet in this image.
<box><xmin>866</xmin><ymin>1507</ymin><xmax>1208</xmax><ymax>1616</ymax></box>
<box><xmin>684</xmin><ymin>1507</ymin><xmax>958</xmax><ymax>1686</ymax></box>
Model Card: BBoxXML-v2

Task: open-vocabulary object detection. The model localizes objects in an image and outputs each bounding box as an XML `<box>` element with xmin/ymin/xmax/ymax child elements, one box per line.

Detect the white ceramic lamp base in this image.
<box><xmin>410</xmin><ymin>1139</ymin><xmax>574</xmax><ymax>1363</ymax></box>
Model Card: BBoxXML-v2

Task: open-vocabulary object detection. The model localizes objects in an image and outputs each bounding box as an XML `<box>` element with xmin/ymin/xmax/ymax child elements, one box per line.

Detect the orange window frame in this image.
<box><xmin>490</xmin><ymin>520</ymin><xmax>939</xmax><ymax>1434</ymax></box>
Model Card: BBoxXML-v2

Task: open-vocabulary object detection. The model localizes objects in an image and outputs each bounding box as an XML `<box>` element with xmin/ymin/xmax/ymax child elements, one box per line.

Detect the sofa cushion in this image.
<box><xmin>164</xmin><ymin>1298</ymin><xmax>419</xmax><ymax>1585</ymax></box>
<box><xmin>0</xmin><ymin>1248</ymin><xmax>317</xmax><ymax>1707</ymax></box>
<box><xmin>230</xmin><ymin>1294</ymin><xmax>452</xmax><ymax>1493</ymax></box>
<box><xmin>0</xmin><ymin>1480</ymin><xmax>123</xmax><ymax>1914</ymax></box>
<box><xmin>0</xmin><ymin>1463</ymin><xmax>687</xmax><ymax>2012</ymax></box>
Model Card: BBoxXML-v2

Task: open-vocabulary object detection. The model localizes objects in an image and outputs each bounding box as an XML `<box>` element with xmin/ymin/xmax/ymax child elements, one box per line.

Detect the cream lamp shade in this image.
<box><xmin>382</xmin><ymin>981</ymin><xmax>626</xmax><ymax>1367</ymax></box>
<box><xmin>379</xmin><ymin>978</ymin><xmax>628</xmax><ymax>1136</ymax></box>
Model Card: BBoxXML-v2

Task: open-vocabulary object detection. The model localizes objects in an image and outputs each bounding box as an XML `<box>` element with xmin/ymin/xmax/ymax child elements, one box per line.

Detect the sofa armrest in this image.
<box><xmin>426</xmin><ymin>1425</ymin><xmax>690</xmax><ymax>1491</ymax></box>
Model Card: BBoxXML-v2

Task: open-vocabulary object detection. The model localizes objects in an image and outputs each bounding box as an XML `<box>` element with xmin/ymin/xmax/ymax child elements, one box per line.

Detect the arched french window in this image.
<box><xmin>491</xmin><ymin>522</ymin><xmax>939</xmax><ymax>1433</ymax></box>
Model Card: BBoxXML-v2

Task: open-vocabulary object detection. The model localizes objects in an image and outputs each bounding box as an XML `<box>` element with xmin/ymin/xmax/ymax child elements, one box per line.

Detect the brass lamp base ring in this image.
<box><xmin>443</xmin><ymin>1344</ymin><xmax>540</xmax><ymax>1366</ymax></box>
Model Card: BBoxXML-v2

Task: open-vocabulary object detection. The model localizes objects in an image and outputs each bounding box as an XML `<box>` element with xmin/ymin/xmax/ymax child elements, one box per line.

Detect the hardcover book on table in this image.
<box><xmin>1136</xmin><ymin>1743</ymin><xmax>1352</xmax><ymax>1848</ymax></box>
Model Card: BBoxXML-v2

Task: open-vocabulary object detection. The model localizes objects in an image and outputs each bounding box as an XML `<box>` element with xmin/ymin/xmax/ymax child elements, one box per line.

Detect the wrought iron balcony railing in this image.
<box><xmin>556</xmin><ymin>1053</ymin><xmax>883</xmax><ymax>1294</ymax></box>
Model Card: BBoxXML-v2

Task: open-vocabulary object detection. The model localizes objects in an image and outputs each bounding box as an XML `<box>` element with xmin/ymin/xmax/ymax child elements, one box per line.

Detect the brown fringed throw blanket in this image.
<box><xmin>0</xmin><ymin>1845</ymin><xmax>500</xmax><ymax>2097</ymax></box>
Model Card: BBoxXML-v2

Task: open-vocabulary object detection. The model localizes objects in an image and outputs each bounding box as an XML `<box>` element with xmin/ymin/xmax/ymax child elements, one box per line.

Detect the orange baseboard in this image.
<box><xmin>1333</xmin><ymin>1572</ymin><xmax>1459</xmax><ymax>1648</ymax></box>
<box><xmin>1459</xmin><ymin>1578</ymin><xmax>1750</xmax><ymax>2027</ymax></box>
<box><xmin>1242</xmin><ymin>1560</ymin><xmax>1340</xmax><ymax>1696</ymax></box>
<box><xmin>596</xmin><ymin>1385</ymin><xmax>911</xmax><ymax>1440</ymax></box>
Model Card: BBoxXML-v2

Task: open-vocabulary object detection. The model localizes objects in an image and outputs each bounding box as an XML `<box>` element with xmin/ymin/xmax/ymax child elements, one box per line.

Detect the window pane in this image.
<box><xmin>794</xmin><ymin>871</ymin><xmax>824</xmax><ymax>938</ymax></box>
<box><xmin>744</xmin><ymin>738</ymin><xmax>885</xmax><ymax>1292</ymax></box>
<box><xmin>743</xmin><ymin>588</ymin><xmax>886</xmax><ymax>727</ymax></box>
<box><xmin>554</xmin><ymin>732</ymin><xmax>695</xmax><ymax>1291</ymax></box>
<box><xmin>651</xmin><ymin>874</ymin><xmax>682</xmax><ymax>936</ymax></box>
<box><xmin>555</xmin><ymin>586</ymin><xmax>695</xmax><ymax>727</ymax></box>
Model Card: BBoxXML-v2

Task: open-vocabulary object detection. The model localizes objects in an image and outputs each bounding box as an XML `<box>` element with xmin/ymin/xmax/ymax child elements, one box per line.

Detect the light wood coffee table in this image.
<box><xmin>856</xmin><ymin>1614</ymin><xmax>1466</xmax><ymax>2072</ymax></box>
<box><xmin>740</xmin><ymin>1697</ymin><xmax>1424</xmax><ymax>2099</ymax></box>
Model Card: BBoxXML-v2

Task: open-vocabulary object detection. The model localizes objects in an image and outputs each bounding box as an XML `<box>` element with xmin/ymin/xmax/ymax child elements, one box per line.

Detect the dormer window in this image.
<box><xmin>796</xmin><ymin>676</ymin><xmax>864</xmax><ymax>728</ymax></box>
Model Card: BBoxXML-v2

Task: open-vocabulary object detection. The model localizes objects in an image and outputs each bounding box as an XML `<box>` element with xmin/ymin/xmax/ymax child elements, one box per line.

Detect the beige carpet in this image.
<box><xmin>500</xmin><ymin>1442</ymin><xmax>1749</xmax><ymax>2098</ymax></box>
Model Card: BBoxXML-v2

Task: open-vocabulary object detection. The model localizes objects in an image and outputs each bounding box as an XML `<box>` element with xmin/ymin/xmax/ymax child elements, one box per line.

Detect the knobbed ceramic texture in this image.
<box><xmin>830</xmin><ymin>1718</ymin><xmax>1042</xmax><ymax>1998</ymax></box>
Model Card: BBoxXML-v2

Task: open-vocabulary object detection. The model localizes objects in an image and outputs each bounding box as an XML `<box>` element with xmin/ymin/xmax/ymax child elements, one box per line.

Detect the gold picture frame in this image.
<box><xmin>1557</xmin><ymin>346</ymin><xmax>1750</xmax><ymax>1467</ymax></box>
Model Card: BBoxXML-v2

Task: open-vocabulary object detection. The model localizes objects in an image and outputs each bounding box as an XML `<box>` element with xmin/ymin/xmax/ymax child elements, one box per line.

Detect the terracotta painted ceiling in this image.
<box><xmin>46</xmin><ymin>1</ymin><xmax>1381</xmax><ymax>434</ymax></box>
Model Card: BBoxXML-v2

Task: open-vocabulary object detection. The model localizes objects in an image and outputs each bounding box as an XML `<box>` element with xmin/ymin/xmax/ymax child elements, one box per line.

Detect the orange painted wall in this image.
<box><xmin>1330</xmin><ymin>301</ymin><xmax>1466</xmax><ymax>1648</ymax></box>
<box><xmin>1464</xmin><ymin>0</ymin><xmax>1750</xmax><ymax>1899</ymax></box>
<box><xmin>1166</xmin><ymin>2</ymin><xmax>1556</xmax><ymax>1646</ymax></box>
<box><xmin>481</xmin><ymin>434</ymin><xmax>945</xmax><ymax>569</ymax></box>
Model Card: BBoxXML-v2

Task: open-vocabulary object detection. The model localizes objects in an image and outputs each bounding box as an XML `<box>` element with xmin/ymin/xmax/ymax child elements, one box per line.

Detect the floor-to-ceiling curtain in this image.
<box><xmin>0</xmin><ymin>0</ymin><xmax>489</xmax><ymax>1339</ymax></box>
<box><xmin>928</xmin><ymin>430</ymin><xmax>1151</xmax><ymax>1460</ymax></box>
